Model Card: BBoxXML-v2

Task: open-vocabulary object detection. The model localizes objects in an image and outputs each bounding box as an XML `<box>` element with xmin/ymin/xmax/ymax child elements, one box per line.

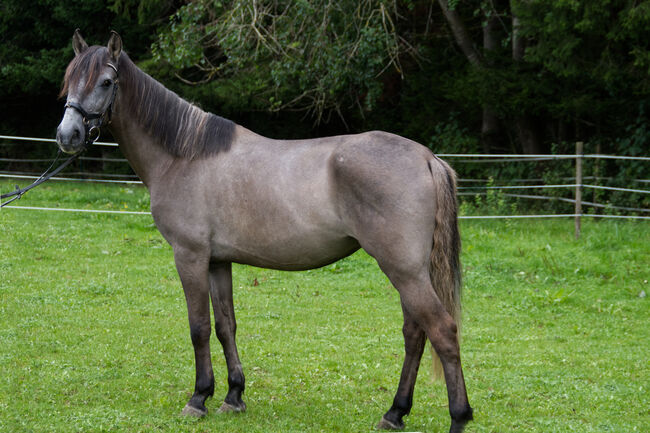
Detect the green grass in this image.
<box><xmin>1</xmin><ymin>180</ymin><xmax>648</xmax><ymax>432</ymax></box>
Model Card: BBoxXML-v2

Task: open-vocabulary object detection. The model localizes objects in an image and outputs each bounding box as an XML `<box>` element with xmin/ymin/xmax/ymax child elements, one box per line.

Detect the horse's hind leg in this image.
<box><xmin>208</xmin><ymin>261</ymin><xmax>246</xmax><ymax>412</ymax></box>
<box><xmin>377</xmin><ymin>311</ymin><xmax>426</xmax><ymax>430</ymax></box>
<box><xmin>174</xmin><ymin>246</ymin><xmax>215</xmax><ymax>417</ymax></box>
<box><xmin>403</xmin><ymin>275</ymin><xmax>472</xmax><ymax>431</ymax></box>
<box><xmin>377</xmin><ymin>273</ymin><xmax>472</xmax><ymax>432</ymax></box>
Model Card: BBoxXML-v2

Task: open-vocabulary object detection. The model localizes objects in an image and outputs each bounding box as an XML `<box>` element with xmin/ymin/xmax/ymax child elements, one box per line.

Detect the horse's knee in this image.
<box><xmin>402</xmin><ymin>319</ymin><xmax>421</xmax><ymax>339</ymax></box>
<box><xmin>215</xmin><ymin>318</ymin><xmax>236</xmax><ymax>342</ymax></box>
<box><xmin>189</xmin><ymin>321</ymin><xmax>211</xmax><ymax>347</ymax></box>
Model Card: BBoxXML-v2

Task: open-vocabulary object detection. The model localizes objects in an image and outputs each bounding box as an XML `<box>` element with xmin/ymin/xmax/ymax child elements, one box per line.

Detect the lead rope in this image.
<box><xmin>1</xmin><ymin>149</ymin><xmax>81</xmax><ymax>208</ymax></box>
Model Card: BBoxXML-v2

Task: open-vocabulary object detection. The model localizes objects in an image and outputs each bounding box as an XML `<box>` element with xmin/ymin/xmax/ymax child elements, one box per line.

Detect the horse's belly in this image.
<box><xmin>212</xmin><ymin>229</ymin><xmax>360</xmax><ymax>271</ymax></box>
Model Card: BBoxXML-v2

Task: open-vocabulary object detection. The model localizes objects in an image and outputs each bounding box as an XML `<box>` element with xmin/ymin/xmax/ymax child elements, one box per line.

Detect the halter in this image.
<box><xmin>64</xmin><ymin>62</ymin><xmax>119</xmax><ymax>147</ymax></box>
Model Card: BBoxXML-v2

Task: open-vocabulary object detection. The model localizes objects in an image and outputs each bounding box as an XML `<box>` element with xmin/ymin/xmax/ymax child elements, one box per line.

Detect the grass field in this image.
<box><xmin>1</xmin><ymin>180</ymin><xmax>648</xmax><ymax>432</ymax></box>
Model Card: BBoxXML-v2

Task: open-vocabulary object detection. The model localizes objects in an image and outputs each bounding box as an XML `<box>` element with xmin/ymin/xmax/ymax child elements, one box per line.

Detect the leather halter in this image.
<box><xmin>64</xmin><ymin>62</ymin><xmax>119</xmax><ymax>146</ymax></box>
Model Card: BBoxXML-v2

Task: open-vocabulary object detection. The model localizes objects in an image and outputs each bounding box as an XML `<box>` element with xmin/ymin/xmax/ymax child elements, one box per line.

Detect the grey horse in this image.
<box><xmin>56</xmin><ymin>30</ymin><xmax>472</xmax><ymax>432</ymax></box>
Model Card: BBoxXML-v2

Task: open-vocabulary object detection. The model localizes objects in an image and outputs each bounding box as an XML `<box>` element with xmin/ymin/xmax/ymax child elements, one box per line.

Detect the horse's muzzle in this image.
<box><xmin>56</xmin><ymin>122</ymin><xmax>85</xmax><ymax>154</ymax></box>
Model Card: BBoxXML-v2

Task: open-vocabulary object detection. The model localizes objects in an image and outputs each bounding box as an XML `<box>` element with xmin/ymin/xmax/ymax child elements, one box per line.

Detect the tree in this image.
<box><xmin>151</xmin><ymin>0</ymin><xmax>414</xmax><ymax>125</ymax></box>
<box><xmin>435</xmin><ymin>0</ymin><xmax>650</xmax><ymax>153</ymax></box>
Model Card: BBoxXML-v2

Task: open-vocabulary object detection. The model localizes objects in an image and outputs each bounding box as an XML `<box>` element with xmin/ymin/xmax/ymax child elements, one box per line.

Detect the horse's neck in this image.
<box><xmin>108</xmin><ymin>99</ymin><xmax>174</xmax><ymax>188</ymax></box>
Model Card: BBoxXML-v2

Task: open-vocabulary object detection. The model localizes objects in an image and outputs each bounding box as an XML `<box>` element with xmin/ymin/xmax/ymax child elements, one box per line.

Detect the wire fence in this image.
<box><xmin>2</xmin><ymin>136</ymin><xmax>650</xmax><ymax>233</ymax></box>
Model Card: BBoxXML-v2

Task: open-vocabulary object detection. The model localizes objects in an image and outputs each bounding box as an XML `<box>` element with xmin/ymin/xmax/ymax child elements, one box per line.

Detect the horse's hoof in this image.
<box><xmin>376</xmin><ymin>415</ymin><xmax>404</xmax><ymax>431</ymax></box>
<box><xmin>218</xmin><ymin>401</ymin><xmax>247</xmax><ymax>413</ymax></box>
<box><xmin>181</xmin><ymin>403</ymin><xmax>207</xmax><ymax>418</ymax></box>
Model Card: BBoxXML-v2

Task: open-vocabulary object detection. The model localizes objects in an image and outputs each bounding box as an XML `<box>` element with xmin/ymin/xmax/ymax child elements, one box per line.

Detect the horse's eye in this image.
<box><xmin>102</xmin><ymin>79</ymin><xmax>112</xmax><ymax>88</ymax></box>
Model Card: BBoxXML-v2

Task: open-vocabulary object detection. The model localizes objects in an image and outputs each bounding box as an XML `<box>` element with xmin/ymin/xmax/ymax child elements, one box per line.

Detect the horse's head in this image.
<box><xmin>56</xmin><ymin>30</ymin><xmax>122</xmax><ymax>154</ymax></box>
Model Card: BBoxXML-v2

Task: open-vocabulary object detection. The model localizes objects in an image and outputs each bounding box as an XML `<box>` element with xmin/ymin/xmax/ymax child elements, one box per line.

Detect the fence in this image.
<box><xmin>2</xmin><ymin>135</ymin><xmax>649</xmax><ymax>238</ymax></box>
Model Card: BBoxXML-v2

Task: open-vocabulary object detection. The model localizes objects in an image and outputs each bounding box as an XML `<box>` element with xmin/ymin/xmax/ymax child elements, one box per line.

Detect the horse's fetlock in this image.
<box><xmin>392</xmin><ymin>394</ymin><xmax>413</xmax><ymax>414</ymax></box>
<box><xmin>450</xmin><ymin>403</ymin><xmax>473</xmax><ymax>422</ymax></box>
<box><xmin>228</xmin><ymin>368</ymin><xmax>245</xmax><ymax>391</ymax></box>
<box><xmin>195</xmin><ymin>373</ymin><xmax>215</xmax><ymax>397</ymax></box>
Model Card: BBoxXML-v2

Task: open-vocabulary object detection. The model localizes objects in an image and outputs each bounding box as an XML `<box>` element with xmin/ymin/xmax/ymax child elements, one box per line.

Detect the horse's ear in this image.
<box><xmin>107</xmin><ymin>31</ymin><xmax>122</xmax><ymax>63</ymax></box>
<box><xmin>72</xmin><ymin>28</ymin><xmax>88</xmax><ymax>56</ymax></box>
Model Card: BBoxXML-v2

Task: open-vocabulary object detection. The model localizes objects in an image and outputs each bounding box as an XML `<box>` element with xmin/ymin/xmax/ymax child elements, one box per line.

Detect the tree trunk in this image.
<box><xmin>437</xmin><ymin>0</ymin><xmax>501</xmax><ymax>153</ymax></box>
<box><xmin>512</xmin><ymin>14</ymin><xmax>525</xmax><ymax>61</ymax></box>
<box><xmin>514</xmin><ymin>115</ymin><xmax>541</xmax><ymax>154</ymax></box>
<box><xmin>511</xmin><ymin>3</ymin><xmax>541</xmax><ymax>154</ymax></box>
<box><xmin>481</xmin><ymin>108</ymin><xmax>500</xmax><ymax>153</ymax></box>
<box><xmin>437</xmin><ymin>0</ymin><xmax>481</xmax><ymax>67</ymax></box>
<box><xmin>481</xmin><ymin>8</ymin><xmax>500</xmax><ymax>153</ymax></box>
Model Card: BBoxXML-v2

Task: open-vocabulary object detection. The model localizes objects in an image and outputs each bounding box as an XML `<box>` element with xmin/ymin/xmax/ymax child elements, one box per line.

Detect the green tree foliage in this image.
<box><xmin>147</xmin><ymin>0</ymin><xmax>649</xmax><ymax>155</ymax></box>
<box><xmin>1</xmin><ymin>0</ymin><xmax>648</xmax><ymax>161</ymax></box>
<box><xmin>513</xmin><ymin>0</ymin><xmax>650</xmax><ymax>134</ymax></box>
<box><xmin>152</xmin><ymin>0</ymin><xmax>412</xmax><ymax>124</ymax></box>
<box><xmin>434</xmin><ymin>0</ymin><xmax>650</xmax><ymax>154</ymax></box>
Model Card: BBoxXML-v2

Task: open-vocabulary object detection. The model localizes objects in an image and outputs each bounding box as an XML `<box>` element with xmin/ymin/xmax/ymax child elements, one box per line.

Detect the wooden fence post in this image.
<box><xmin>575</xmin><ymin>141</ymin><xmax>583</xmax><ymax>239</ymax></box>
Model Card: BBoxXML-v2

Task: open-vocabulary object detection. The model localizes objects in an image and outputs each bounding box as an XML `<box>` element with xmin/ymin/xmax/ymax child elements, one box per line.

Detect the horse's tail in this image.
<box><xmin>428</xmin><ymin>156</ymin><xmax>462</xmax><ymax>380</ymax></box>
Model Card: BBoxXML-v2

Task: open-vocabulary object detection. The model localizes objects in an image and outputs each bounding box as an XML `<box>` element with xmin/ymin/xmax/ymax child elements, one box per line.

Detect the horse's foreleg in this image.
<box><xmin>377</xmin><ymin>310</ymin><xmax>426</xmax><ymax>430</ymax></box>
<box><xmin>175</xmin><ymin>247</ymin><xmax>214</xmax><ymax>417</ymax></box>
<box><xmin>209</xmin><ymin>261</ymin><xmax>246</xmax><ymax>413</ymax></box>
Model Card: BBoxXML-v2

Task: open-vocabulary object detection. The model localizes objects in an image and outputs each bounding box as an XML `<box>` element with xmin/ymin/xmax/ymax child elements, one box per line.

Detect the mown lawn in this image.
<box><xmin>1</xmin><ymin>180</ymin><xmax>648</xmax><ymax>432</ymax></box>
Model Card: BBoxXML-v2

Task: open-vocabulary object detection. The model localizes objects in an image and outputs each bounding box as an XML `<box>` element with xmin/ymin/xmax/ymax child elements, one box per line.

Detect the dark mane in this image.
<box><xmin>61</xmin><ymin>47</ymin><xmax>236</xmax><ymax>159</ymax></box>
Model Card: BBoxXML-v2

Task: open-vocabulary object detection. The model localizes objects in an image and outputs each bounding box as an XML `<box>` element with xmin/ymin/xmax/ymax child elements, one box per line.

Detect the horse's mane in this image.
<box><xmin>61</xmin><ymin>46</ymin><xmax>235</xmax><ymax>159</ymax></box>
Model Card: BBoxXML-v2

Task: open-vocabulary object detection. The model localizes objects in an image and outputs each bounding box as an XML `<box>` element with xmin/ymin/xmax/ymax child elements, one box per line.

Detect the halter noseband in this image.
<box><xmin>64</xmin><ymin>62</ymin><xmax>119</xmax><ymax>146</ymax></box>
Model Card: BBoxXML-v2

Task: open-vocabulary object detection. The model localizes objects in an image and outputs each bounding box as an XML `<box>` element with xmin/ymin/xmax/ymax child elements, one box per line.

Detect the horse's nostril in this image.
<box><xmin>72</xmin><ymin>128</ymin><xmax>81</xmax><ymax>140</ymax></box>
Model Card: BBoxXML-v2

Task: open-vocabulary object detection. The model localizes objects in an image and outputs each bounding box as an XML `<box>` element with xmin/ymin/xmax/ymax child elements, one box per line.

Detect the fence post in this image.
<box><xmin>575</xmin><ymin>141</ymin><xmax>583</xmax><ymax>239</ymax></box>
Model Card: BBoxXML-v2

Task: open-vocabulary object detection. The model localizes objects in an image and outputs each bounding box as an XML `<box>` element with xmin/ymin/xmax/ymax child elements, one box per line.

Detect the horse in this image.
<box><xmin>55</xmin><ymin>30</ymin><xmax>472</xmax><ymax>432</ymax></box>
